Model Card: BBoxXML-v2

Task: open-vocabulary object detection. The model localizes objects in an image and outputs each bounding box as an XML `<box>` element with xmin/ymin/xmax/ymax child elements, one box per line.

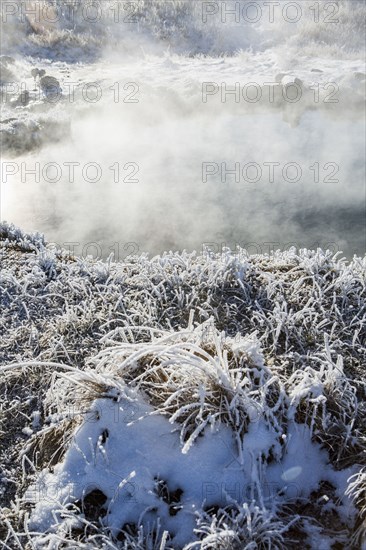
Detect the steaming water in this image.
<box><xmin>1</xmin><ymin>0</ymin><xmax>365</xmax><ymax>258</ymax></box>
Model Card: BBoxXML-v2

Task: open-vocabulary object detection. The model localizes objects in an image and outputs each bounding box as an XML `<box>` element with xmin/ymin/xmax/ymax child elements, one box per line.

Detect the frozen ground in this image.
<box><xmin>0</xmin><ymin>222</ymin><xmax>365</xmax><ymax>548</ymax></box>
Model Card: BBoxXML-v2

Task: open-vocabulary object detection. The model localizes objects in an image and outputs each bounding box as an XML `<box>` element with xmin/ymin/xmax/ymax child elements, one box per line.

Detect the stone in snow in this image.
<box><xmin>39</xmin><ymin>75</ymin><xmax>62</xmax><ymax>97</ymax></box>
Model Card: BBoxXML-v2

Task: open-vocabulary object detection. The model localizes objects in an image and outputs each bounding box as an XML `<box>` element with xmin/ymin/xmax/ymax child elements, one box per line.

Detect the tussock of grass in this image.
<box><xmin>84</xmin><ymin>330</ymin><xmax>286</xmax><ymax>454</ymax></box>
<box><xmin>24</xmin><ymin>417</ymin><xmax>80</xmax><ymax>470</ymax></box>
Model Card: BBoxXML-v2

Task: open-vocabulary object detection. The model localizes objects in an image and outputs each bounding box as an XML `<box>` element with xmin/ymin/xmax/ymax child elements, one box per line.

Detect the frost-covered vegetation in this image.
<box><xmin>2</xmin><ymin>0</ymin><xmax>365</xmax><ymax>60</ymax></box>
<box><xmin>0</xmin><ymin>222</ymin><xmax>365</xmax><ymax>549</ymax></box>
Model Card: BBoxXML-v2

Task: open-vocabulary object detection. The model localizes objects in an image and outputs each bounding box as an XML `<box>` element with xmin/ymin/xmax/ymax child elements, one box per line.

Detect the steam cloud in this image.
<box><xmin>1</xmin><ymin>0</ymin><xmax>365</xmax><ymax>258</ymax></box>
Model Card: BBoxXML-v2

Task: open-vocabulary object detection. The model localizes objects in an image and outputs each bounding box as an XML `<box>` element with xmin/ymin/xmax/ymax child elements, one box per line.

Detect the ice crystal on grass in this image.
<box><xmin>187</xmin><ymin>502</ymin><xmax>298</xmax><ymax>550</ymax></box>
<box><xmin>0</xmin><ymin>223</ymin><xmax>365</xmax><ymax>548</ymax></box>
